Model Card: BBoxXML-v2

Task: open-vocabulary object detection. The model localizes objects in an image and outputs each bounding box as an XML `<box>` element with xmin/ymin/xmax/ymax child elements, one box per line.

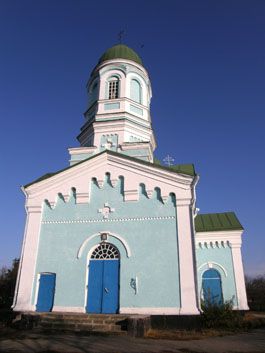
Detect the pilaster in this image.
<box><xmin>230</xmin><ymin>238</ymin><xmax>249</xmax><ymax>310</ymax></box>
<box><xmin>13</xmin><ymin>204</ymin><xmax>42</xmax><ymax>311</ymax></box>
<box><xmin>176</xmin><ymin>199</ymin><xmax>200</xmax><ymax>314</ymax></box>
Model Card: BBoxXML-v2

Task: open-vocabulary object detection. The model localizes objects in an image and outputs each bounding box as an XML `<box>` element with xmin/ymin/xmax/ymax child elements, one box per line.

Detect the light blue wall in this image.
<box><xmin>33</xmin><ymin>175</ymin><xmax>180</xmax><ymax>310</ymax></box>
<box><xmin>130</xmin><ymin>104</ymin><xmax>143</xmax><ymax>116</ymax></box>
<box><xmin>104</xmin><ymin>102</ymin><xmax>120</xmax><ymax>110</ymax></box>
<box><xmin>99</xmin><ymin>135</ymin><xmax>118</xmax><ymax>152</ymax></box>
<box><xmin>196</xmin><ymin>245</ymin><xmax>238</xmax><ymax>306</ymax></box>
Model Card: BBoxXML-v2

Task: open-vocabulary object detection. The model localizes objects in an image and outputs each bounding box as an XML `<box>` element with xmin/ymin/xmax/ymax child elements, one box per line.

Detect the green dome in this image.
<box><xmin>98</xmin><ymin>44</ymin><xmax>143</xmax><ymax>66</ymax></box>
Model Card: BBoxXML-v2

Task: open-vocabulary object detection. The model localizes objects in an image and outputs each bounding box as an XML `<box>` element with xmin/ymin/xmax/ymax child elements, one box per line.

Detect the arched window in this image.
<box><xmin>108</xmin><ymin>77</ymin><xmax>119</xmax><ymax>99</ymax></box>
<box><xmin>130</xmin><ymin>79</ymin><xmax>142</xmax><ymax>103</ymax></box>
<box><xmin>91</xmin><ymin>243</ymin><xmax>119</xmax><ymax>259</ymax></box>
<box><xmin>202</xmin><ymin>269</ymin><xmax>223</xmax><ymax>306</ymax></box>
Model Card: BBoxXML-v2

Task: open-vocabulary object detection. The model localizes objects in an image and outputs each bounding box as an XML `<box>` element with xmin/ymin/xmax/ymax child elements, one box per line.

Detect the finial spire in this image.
<box><xmin>118</xmin><ymin>30</ymin><xmax>125</xmax><ymax>44</ymax></box>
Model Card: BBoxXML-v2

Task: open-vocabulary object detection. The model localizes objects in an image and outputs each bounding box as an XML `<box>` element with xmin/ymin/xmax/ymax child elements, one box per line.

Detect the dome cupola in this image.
<box><xmin>98</xmin><ymin>44</ymin><xmax>143</xmax><ymax>66</ymax></box>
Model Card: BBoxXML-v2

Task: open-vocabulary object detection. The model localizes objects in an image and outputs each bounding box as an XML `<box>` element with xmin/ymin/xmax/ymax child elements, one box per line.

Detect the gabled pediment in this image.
<box><xmin>24</xmin><ymin>151</ymin><xmax>196</xmax><ymax>208</ymax></box>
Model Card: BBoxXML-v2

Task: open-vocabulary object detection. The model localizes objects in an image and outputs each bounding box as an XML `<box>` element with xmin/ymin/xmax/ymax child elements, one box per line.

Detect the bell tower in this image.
<box><xmin>69</xmin><ymin>45</ymin><xmax>156</xmax><ymax>166</ymax></box>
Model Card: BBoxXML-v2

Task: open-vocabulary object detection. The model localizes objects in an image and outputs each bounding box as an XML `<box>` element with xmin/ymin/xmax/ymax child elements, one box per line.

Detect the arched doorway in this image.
<box><xmin>202</xmin><ymin>269</ymin><xmax>223</xmax><ymax>306</ymax></box>
<box><xmin>86</xmin><ymin>243</ymin><xmax>120</xmax><ymax>314</ymax></box>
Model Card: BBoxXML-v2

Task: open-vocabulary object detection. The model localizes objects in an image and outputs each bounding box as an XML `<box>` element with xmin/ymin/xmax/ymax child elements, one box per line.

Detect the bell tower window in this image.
<box><xmin>130</xmin><ymin>79</ymin><xmax>142</xmax><ymax>104</ymax></box>
<box><xmin>108</xmin><ymin>78</ymin><xmax>119</xmax><ymax>99</ymax></box>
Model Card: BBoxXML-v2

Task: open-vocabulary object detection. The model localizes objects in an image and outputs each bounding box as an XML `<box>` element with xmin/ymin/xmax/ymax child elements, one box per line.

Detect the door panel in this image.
<box><xmin>87</xmin><ymin>260</ymin><xmax>104</xmax><ymax>313</ymax></box>
<box><xmin>36</xmin><ymin>273</ymin><xmax>56</xmax><ymax>312</ymax></box>
<box><xmin>102</xmin><ymin>260</ymin><xmax>119</xmax><ymax>314</ymax></box>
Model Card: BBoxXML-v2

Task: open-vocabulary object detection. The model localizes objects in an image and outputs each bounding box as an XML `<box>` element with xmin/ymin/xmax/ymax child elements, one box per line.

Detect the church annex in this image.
<box><xmin>13</xmin><ymin>45</ymin><xmax>249</xmax><ymax>315</ymax></box>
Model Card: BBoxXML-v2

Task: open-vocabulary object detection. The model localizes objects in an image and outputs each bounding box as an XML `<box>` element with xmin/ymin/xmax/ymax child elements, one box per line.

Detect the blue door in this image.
<box><xmin>36</xmin><ymin>273</ymin><xmax>56</xmax><ymax>312</ymax></box>
<box><xmin>87</xmin><ymin>259</ymin><xmax>120</xmax><ymax>313</ymax></box>
<box><xmin>202</xmin><ymin>269</ymin><xmax>223</xmax><ymax>306</ymax></box>
<box><xmin>86</xmin><ymin>243</ymin><xmax>120</xmax><ymax>314</ymax></box>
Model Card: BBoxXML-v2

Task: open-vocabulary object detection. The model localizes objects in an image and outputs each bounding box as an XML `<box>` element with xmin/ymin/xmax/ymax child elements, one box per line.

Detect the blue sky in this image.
<box><xmin>0</xmin><ymin>0</ymin><xmax>264</xmax><ymax>276</ymax></box>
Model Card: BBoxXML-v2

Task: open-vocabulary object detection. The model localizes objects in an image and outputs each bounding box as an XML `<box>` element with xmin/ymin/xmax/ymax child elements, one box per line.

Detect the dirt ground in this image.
<box><xmin>0</xmin><ymin>328</ymin><xmax>265</xmax><ymax>353</ymax></box>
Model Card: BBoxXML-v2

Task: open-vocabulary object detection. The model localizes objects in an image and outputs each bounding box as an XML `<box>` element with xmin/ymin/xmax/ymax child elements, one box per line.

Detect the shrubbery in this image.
<box><xmin>201</xmin><ymin>300</ymin><xmax>243</xmax><ymax>329</ymax></box>
<box><xmin>246</xmin><ymin>275</ymin><xmax>265</xmax><ymax>311</ymax></box>
<box><xmin>0</xmin><ymin>259</ymin><xmax>19</xmax><ymax>309</ymax></box>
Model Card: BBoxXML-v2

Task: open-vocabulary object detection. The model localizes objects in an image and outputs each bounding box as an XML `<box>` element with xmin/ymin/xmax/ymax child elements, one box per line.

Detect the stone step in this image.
<box><xmin>17</xmin><ymin>313</ymin><xmax>129</xmax><ymax>335</ymax></box>
<box><xmin>38</xmin><ymin>322</ymin><xmax>127</xmax><ymax>335</ymax></box>
<box><xmin>39</xmin><ymin>314</ymin><xmax>128</xmax><ymax>321</ymax></box>
<box><xmin>40</xmin><ymin>322</ymin><xmax>123</xmax><ymax>331</ymax></box>
<box><xmin>41</xmin><ymin>315</ymin><xmax>127</xmax><ymax>321</ymax></box>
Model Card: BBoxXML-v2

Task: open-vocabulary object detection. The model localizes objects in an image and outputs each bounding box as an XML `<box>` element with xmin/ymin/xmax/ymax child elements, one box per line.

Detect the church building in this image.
<box><xmin>13</xmin><ymin>45</ymin><xmax>249</xmax><ymax>315</ymax></box>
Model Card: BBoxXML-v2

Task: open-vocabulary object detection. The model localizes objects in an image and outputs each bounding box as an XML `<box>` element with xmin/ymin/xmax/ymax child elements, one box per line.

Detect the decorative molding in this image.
<box><xmin>24</xmin><ymin>152</ymin><xmax>194</xmax><ymax>209</ymax></box>
<box><xmin>146</xmin><ymin>190</ymin><xmax>153</xmax><ymax>198</ymax></box>
<box><xmin>176</xmin><ymin>199</ymin><xmax>192</xmax><ymax>207</ymax></box>
<box><xmin>197</xmin><ymin>240</ymin><xmax>230</xmax><ymax>249</ymax></box>
<box><xmin>26</xmin><ymin>205</ymin><xmax>42</xmax><ymax>214</ymax></box>
<box><xmin>68</xmin><ymin>146</ymin><xmax>97</xmax><ymax>155</ymax></box>
<box><xmin>77</xmin><ymin>231</ymin><xmax>131</xmax><ymax>259</ymax></box>
<box><xmin>119</xmin><ymin>307</ymin><xmax>185</xmax><ymax>315</ymax></box>
<box><xmin>111</xmin><ymin>179</ymin><xmax>118</xmax><ymax>187</ymax></box>
<box><xmin>124</xmin><ymin>189</ymin><xmax>138</xmax><ymax>201</ymax></box>
<box><xmin>97</xmin><ymin>180</ymin><xmax>104</xmax><ymax>188</ymax></box>
<box><xmin>76</xmin><ymin>193</ymin><xmax>89</xmax><ymax>204</ymax></box>
<box><xmin>197</xmin><ymin>262</ymin><xmax>228</xmax><ymax>277</ymax></box>
<box><xmin>98</xmin><ymin>203</ymin><xmax>115</xmax><ymax>219</ymax></box>
<box><xmin>195</xmin><ymin>230</ymin><xmax>243</xmax><ymax>248</ymax></box>
<box><xmin>42</xmin><ymin>215</ymin><xmax>176</xmax><ymax>225</ymax></box>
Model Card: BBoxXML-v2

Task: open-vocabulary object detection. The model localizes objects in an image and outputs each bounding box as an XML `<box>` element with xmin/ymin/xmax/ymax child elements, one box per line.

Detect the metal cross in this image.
<box><xmin>163</xmin><ymin>155</ymin><xmax>175</xmax><ymax>167</ymax></box>
<box><xmin>98</xmin><ymin>203</ymin><xmax>115</xmax><ymax>219</ymax></box>
<box><xmin>118</xmin><ymin>30</ymin><xmax>125</xmax><ymax>43</ymax></box>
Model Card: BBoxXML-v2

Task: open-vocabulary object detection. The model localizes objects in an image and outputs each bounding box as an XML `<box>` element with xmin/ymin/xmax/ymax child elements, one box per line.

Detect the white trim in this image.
<box><xmin>77</xmin><ymin>231</ymin><xmax>131</xmax><ymax>259</ymax></box>
<box><xmin>120</xmin><ymin>307</ymin><xmax>189</xmax><ymax>315</ymax></box>
<box><xmin>230</xmin><ymin>246</ymin><xmax>249</xmax><ymax>310</ymax></box>
<box><xmin>68</xmin><ymin>146</ymin><xmax>97</xmax><ymax>155</ymax></box>
<box><xmin>195</xmin><ymin>230</ymin><xmax>243</xmax><ymax>247</ymax></box>
<box><xmin>53</xmin><ymin>306</ymin><xmax>85</xmax><ymax>313</ymax></box>
<box><xmin>33</xmin><ymin>273</ymin><xmax>41</xmax><ymax>308</ymax></box>
<box><xmin>42</xmin><ymin>215</ymin><xmax>175</xmax><ymax>225</ymax></box>
<box><xmin>176</xmin><ymin>204</ymin><xmax>200</xmax><ymax>315</ymax></box>
<box><xmin>13</xmin><ymin>206</ymin><xmax>43</xmax><ymax>312</ymax></box>
<box><xmin>198</xmin><ymin>262</ymin><xmax>228</xmax><ymax>277</ymax></box>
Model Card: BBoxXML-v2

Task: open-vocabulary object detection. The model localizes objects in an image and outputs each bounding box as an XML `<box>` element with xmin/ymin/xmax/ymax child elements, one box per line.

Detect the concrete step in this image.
<box><xmin>19</xmin><ymin>313</ymin><xmax>129</xmax><ymax>335</ymax></box>
<box><xmin>40</xmin><ymin>322</ymin><xmax>123</xmax><ymax>332</ymax></box>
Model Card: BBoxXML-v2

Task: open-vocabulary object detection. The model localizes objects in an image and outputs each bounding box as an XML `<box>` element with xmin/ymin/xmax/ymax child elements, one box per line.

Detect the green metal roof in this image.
<box><xmin>195</xmin><ymin>212</ymin><xmax>243</xmax><ymax>232</ymax></box>
<box><xmin>98</xmin><ymin>44</ymin><xmax>143</xmax><ymax>66</ymax></box>
<box><xmin>24</xmin><ymin>150</ymin><xmax>196</xmax><ymax>188</ymax></box>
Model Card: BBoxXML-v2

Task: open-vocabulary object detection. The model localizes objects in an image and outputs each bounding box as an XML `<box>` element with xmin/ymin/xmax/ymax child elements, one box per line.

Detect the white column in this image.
<box><xmin>176</xmin><ymin>200</ymin><xmax>200</xmax><ymax>315</ymax></box>
<box><xmin>13</xmin><ymin>205</ymin><xmax>42</xmax><ymax>312</ymax></box>
<box><xmin>230</xmin><ymin>239</ymin><xmax>249</xmax><ymax>310</ymax></box>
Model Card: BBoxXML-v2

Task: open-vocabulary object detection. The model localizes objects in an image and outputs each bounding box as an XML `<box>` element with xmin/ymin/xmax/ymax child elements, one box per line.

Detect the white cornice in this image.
<box><xmin>68</xmin><ymin>146</ymin><xmax>97</xmax><ymax>155</ymax></box>
<box><xmin>195</xmin><ymin>229</ymin><xmax>243</xmax><ymax>248</ymax></box>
